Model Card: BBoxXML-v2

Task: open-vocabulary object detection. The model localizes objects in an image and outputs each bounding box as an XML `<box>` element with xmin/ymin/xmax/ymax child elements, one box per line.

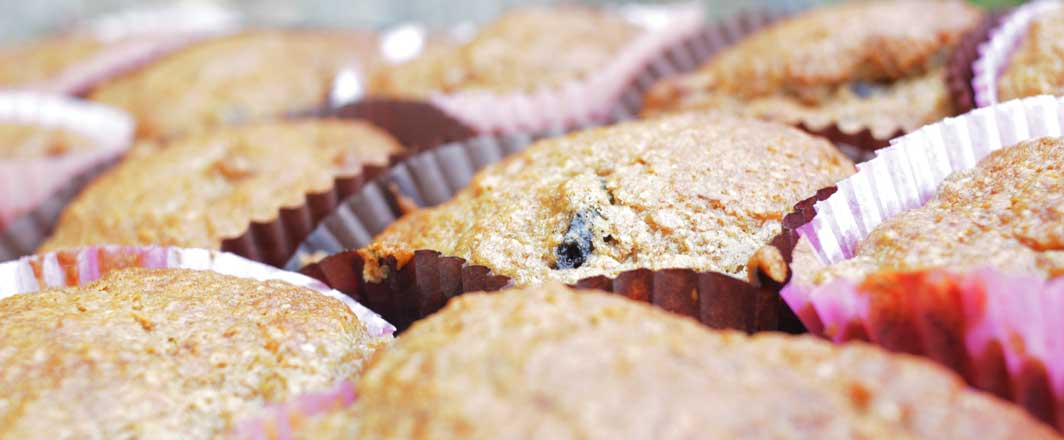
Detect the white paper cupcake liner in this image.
<box><xmin>972</xmin><ymin>0</ymin><xmax>1060</xmax><ymax>108</ymax></box>
<box><xmin>0</xmin><ymin>92</ymin><xmax>134</xmax><ymax>260</ymax></box>
<box><xmin>0</xmin><ymin>245</ymin><xmax>395</xmax><ymax>338</ymax></box>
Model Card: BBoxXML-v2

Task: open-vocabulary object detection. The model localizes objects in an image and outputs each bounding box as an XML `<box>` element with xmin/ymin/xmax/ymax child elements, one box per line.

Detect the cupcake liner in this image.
<box><xmin>780</xmin><ymin>95</ymin><xmax>1064</xmax><ymax>429</ymax></box>
<box><xmin>326</xmin><ymin>5</ymin><xmax>791</xmax><ymax>148</ymax></box>
<box><xmin>972</xmin><ymin>0</ymin><xmax>1060</xmax><ymax>108</ymax></box>
<box><xmin>0</xmin><ymin>245</ymin><xmax>394</xmax><ymax>338</ymax></box>
<box><xmin>0</xmin><ymin>92</ymin><xmax>134</xmax><ymax>261</ymax></box>
<box><xmin>947</xmin><ymin>10</ymin><xmax>1009</xmax><ymax>114</ymax></box>
<box><xmin>23</xmin><ymin>3</ymin><xmax>241</xmax><ymax>96</ymax></box>
<box><xmin>232</xmin><ymin>380</ymin><xmax>357</xmax><ymax>440</ymax></box>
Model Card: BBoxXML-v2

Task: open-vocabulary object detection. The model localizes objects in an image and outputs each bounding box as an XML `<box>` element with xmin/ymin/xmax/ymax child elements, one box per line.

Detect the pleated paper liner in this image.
<box><xmin>971</xmin><ymin>0</ymin><xmax>1060</xmax><ymax>108</ymax></box>
<box><xmin>232</xmin><ymin>380</ymin><xmax>356</xmax><ymax>440</ymax></box>
<box><xmin>324</xmin><ymin>6</ymin><xmax>794</xmax><ymax>149</ymax></box>
<box><xmin>947</xmin><ymin>9</ymin><xmax>1010</xmax><ymax>114</ymax></box>
<box><xmin>0</xmin><ymin>92</ymin><xmax>134</xmax><ymax>261</ymax></box>
<box><xmin>780</xmin><ymin>95</ymin><xmax>1064</xmax><ymax>430</ymax></box>
<box><xmin>25</xmin><ymin>3</ymin><xmax>241</xmax><ymax>96</ymax></box>
<box><xmin>0</xmin><ymin>245</ymin><xmax>394</xmax><ymax>338</ymax></box>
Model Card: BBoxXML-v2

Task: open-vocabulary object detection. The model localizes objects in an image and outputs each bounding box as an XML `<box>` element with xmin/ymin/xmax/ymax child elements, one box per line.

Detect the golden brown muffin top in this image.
<box><xmin>0</xmin><ymin>123</ymin><xmax>96</xmax><ymax>159</ymax></box>
<box><xmin>797</xmin><ymin>137</ymin><xmax>1064</xmax><ymax>286</ymax></box>
<box><xmin>0</xmin><ymin>268</ymin><xmax>388</xmax><ymax>439</ymax></box>
<box><xmin>368</xmin><ymin>6</ymin><xmax>639</xmax><ymax>98</ymax></box>
<box><xmin>0</xmin><ymin>34</ymin><xmax>106</xmax><ymax>87</ymax></box>
<box><xmin>998</xmin><ymin>8</ymin><xmax>1064</xmax><ymax>101</ymax></box>
<box><xmin>89</xmin><ymin>29</ymin><xmax>379</xmax><ymax>139</ymax></box>
<box><xmin>317</xmin><ymin>284</ymin><xmax>1055</xmax><ymax>439</ymax></box>
<box><xmin>41</xmin><ymin>120</ymin><xmax>401</xmax><ymax>251</ymax></box>
<box><xmin>361</xmin><ymin>113</ymin><xmax>853</xmax><ymax>285</ymax></box>
<box><xmin>641</xmin><ymin>0</ymin><xmax>978</xmax><ymax>137</ymax></box>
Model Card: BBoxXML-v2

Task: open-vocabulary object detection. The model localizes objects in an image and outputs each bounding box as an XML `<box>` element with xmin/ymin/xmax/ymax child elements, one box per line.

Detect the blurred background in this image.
<box><xmin>0</xmin><ymin>0</ymin><xmax>1025</xmax><ymax>43</ymax></box>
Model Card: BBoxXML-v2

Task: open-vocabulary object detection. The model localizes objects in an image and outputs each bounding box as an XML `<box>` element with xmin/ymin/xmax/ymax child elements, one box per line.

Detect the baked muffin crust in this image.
<box><xmin>643</xmin><ymin>0</ymin><xmax>980</xmax><ymax>138</ymax></box>
<box><xmin>998</xmin><ymin>8</ymin><xmax>1064</xmax><ymax>101</ymax></box>
<box><xmin>0</xmin><ymin>268</ymin><xmax>387</xmax><ymax>439</ymax></box>
<box><xmin>797</xmin><ymin>137</ymin><xmax>1064</xmax><ymax>286</ymax></box>
<box><xmin>325</xmin><ymin>284</ymin><xmax>1055</xmax><ymax>439</ymax></box>
<box><xmin>0</xmin><ymin>35</ymin><xmax>106</xmax><ymax>87</ymax></box>
<box><xmin>89</xmin><ymin>30</ymin><xmax>379</xmax><ymax>139</ymax></box>
<box><xmin>361</xmin><ymin>113</ymin><xmax>853</xmax><ymax>285</ymax></box>
<box><xmin>0</xmin><ymin>124</ymin><xmax>95</xmax><ymax>159</ymax></box>
<box><xmin>368</xmin><ymin>6</ymin><xmax>639</xmax><ymax>98</ymax></box>
<box><xmin>41</xmin><ymin>120</ymin><xmax>401</xmax><ymax>251</ymax></box>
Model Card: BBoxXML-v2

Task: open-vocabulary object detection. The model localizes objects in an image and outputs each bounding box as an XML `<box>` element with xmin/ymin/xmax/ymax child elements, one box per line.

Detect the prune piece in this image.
<box><xmin>554</xmin><ymin>209</ymin><xmax>595</xmax><ymax>269</ymax></box>
<box><xmin>849</xmin><ymin>80</ymin><xmax>887</xmax><ymax>98</ymax></box>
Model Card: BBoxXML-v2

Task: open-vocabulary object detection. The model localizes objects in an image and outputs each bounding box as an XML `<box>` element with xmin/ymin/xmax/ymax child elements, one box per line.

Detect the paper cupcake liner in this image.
<box><xmin>232</xmin><ymin>380</ymin><xmax>357</xmax><ymax>440</ymax></box>
<box><xmin>0</xmin><ymin>245</ymin><xmax>394</xmax><ymax>338</ymax></box>
<box><xmin>25</xmin><ymin>3</ymin><xmax>241</xmax><ymax>96</ymax></box>
<box><xmin>947</xmin><ymin>10</ymin><xmax>1009</xmax><ymax>114</ymax></box>
<box><xmin>972</xmin><ymin>0</ymin><xmax>1060</xmax><ymax>108</ymax></box>
<box><xmin>780</xmin><ymin>95</ymin><xmax>1064</xmax><ymax>429</ymax></box>
<box><xmin>327</xmin><ymin>6</ymin><xmax>791</xmax><ymax>148</ymax></box>
<box><xmin>0</xmin><ymin>92</ymin><xmax>134</xmax><ymax>260</ymax></box>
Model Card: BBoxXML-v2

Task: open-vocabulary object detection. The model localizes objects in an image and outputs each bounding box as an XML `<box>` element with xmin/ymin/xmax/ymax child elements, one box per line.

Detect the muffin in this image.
<box><xmin>368</xmin><ymin>6</ymin><xmax>639</xmax><ymax>98</ymax></box>
<box><xmin>996</xmin><ymin>7</ymin><xmax>1064</xmax><ymax>102</ymax></box>
<box><xmin>0</xmin><ymin>124</ymin><xmax>96</xmax><ymax>159</ymax></box>
<box><xmin>359</xmin><ymin>112</ymin><xmax>854</xmax><ymax>285</ymax></box>
<box><xmin>41</xmin><ymin>119</ymin><xmax>401</xmax><ymax>251</ymax></box>
<box><xmin>0</xmin><ymin>35</ymin><xmax>107</xmax><ymax>88</ymax></box>
<box><xmin>642</xmin><ymin>0</ymin><xmax>981</xmax><ymax>142</ymax></box>
<box><xmin>257</xmin><ymin>284</ymin><xmax>1055</xmax><ymax>439</ymax></box>
<box><xmin>89</xmin><ymin>30</ymin><xmax>379</xmax><ymax>139</ymax></box>
<box><xmin>0</xmin><ymin>267</ymin><xmax>387</xmax><ymax>439</ymax></box>
<box><xmin>793</xmin><ymin>136</ymin><xmax>1064</xmax><ymax>287</ymax></box>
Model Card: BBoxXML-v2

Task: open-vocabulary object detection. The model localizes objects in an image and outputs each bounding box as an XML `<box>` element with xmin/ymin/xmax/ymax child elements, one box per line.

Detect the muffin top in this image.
<box><xmin>997</xmin><ymin>8</ymin><xmax>1064</xmax><ymax>101</ymax></box>
<box><xmin>361</xmin><ymin>113</ymin><xmax>853</xmax><ymax>285</ymax></box>
<box><xmin>0</xmin><ymin>268</ymin><xmax>388</xmax><ymax>439</ymax></box>
<box><xmin>41</xmin><ymin>119</ymin><xmax>401</xmax><ymax>251</ymax></box>
<box><xmin>642</xmin><ymin>0</ymin><xmax>979</xmax><ymax>137</ymax></box>
<box><xmin>368</xmin><ymin>6</ymin><xmax>639</xmax><ymax>98</ymax></box>
<box><xmin>296</xmin><ymin>284</ymin><xmax>1054</xmax><ymax>439</ymax></box>
<box><xmin>89</xmin><ymin>30</ymin><xmax>379</xmax><ymax>139</ymax></box>
<box><xmin>797</xmin><ymin>137</ymin><xmax>1064</xmax><ymax>286</ymax></box>
<box><xmin>0</xmin><ymin>123</ymin><xmax>95</xmax><ymax>159</ymax></box>
<box><xmin>0</xmin><ymin>34</ymin><xmax>105</xmax><ymax>87</ymax></box>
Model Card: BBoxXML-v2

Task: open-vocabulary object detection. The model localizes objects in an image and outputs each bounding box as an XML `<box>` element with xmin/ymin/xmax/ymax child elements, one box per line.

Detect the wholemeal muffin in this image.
<box><xmin>360</xmin><ymin>112</ymin><xmax>853</xmax><ymax>285</ymax></box>
<box><xmin>89</xmin><ymin>30</ymin><xmax>379</xmax><ymax>139</ymax></box>
<box><xmin>642</xmin><ymin>0</ymin><xmax>981</xmax><ymax>141</ymax></box>
<box><xmin>368</xmin><ymin>6</ymin><xmax>639</xmax><ymax>98</ymax></box>
<box><xmin>41</xmin><ymin>119</ymin><xmax>401</xmax><ymax>251</ymax></box>
<box><xmin>0</xmin><ymin>267</ymin><xmax>387</xmax><ymax>439</ymax></box>
<box><xmin>793</xmin><ymin>136</ymin><xmax>1064</xmax><ymax>287</ymax></box>
<box><xmin>997</xmin><ymin>7</ymin><xmax>1064</xmax><ymax>101</ymax></box>
<box><xmin>0</xmin><ymin>35</ymin><xmax>107</xmax><ymax>88</ymax></box>
<box><xmin>261</xmin><ymin>284</ymin><xmax>1056</xmax><ymax>439</ymax></box>
<box><xmin>0</xmin><ymin>123</ymin><xmax>95</xmax><ymax>159</ymax></box>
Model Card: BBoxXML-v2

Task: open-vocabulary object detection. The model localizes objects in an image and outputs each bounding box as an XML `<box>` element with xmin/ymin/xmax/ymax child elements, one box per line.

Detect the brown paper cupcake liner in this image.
<box><xmin>324</xmin><ymin>7</ymin><xmax>791</xmax><ymax>149</ymax></box>
<box><xmin>947</xmin><ymin>10</ymin><xmax>1010</xmax><ymax>114</ymax></box>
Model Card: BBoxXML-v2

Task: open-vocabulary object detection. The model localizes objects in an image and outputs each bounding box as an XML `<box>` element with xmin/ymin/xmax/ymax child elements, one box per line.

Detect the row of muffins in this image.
<box><xmin>5</xmin><ymin>0</ymin><xmax>1064</xmax><ymax>438</ymax></box>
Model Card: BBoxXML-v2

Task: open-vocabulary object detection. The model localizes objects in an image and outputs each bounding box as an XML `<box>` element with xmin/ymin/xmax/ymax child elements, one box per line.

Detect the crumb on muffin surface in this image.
<box><xmin>795</xmin><ymin>136</ymin><xmax>1064</xmax><ymax>287</ymax></box>
<box><xmin>0</xmin><ymin>267</ymin><xmax>388</xmax><ymax>439</ymax></box>
<box><xmin>323</xmin><ymin>284</ymin><xmax>1055</xmax><ymax>439</ymax></box>
<box><xmin>360</xmin><ymin>112</ymin><xmax>853</xmax><ymax>286</ymax></box>
<box><xmin>40</xmin><ymin>119</ymin><xmax>402</xmax><ymax>252</ymax></box>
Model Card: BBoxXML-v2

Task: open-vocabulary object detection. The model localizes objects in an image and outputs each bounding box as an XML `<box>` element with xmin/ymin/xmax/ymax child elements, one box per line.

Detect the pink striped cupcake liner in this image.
<box><xmin>0</xmin><ymin>245</ymin><xmax>395</xmax><ymax>338</ymax></box>
<box><xmin>781</xmin><ymin>94</ymin><xmax>1064</xmax><ymax>429</ymax></box>
<box><xmin>20</xmin><ymin>3</ymin><xmax>241</xmax><ymax>96</ymax></box>
<box><xmin>0</xmin><ymin>92</ymin><xmax>134</xmax><ymax>260</ymax></box>
<box><xmin>232</xmin><ymin>380</ymin><xmax>357</xmax><ymax>440</ymax></box>
<box><xmin>971</xmin><ymin>0</ymin><xmax>1060</xmax><ymax>108</ymax></box>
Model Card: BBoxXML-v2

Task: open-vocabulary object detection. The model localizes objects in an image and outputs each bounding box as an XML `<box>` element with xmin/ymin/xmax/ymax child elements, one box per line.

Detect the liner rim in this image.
<box><xmin>971</xmin><ymin>0</ymin><xmax>1060</xmax><ymax>108</ymax></box>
